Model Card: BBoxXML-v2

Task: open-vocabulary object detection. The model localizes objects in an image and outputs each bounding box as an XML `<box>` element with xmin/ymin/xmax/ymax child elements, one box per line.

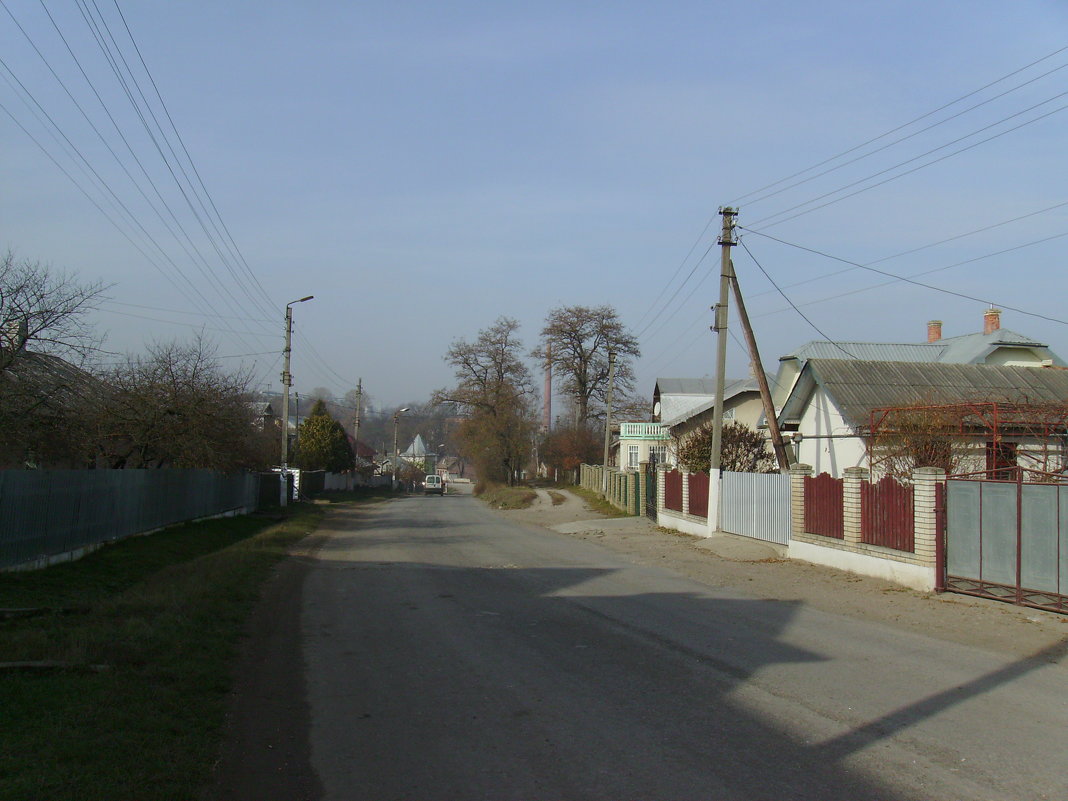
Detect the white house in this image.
<box><xmin>777</xmin><ymin>359</ymin><xmax>1068</xmax><ymax>478</ymax></box>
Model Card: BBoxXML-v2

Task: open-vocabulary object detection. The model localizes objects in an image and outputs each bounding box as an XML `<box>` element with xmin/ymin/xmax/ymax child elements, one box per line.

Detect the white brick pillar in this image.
<box><xmin>790</xmin><ymin>463</ymin><xmax>812</xmax><ymax>537</ymax></box>
<box><xmin>912</xmin><ymin>467</ymin><xmax>945</xmax><ymax>567</ymax></box>
<box><xmin>681</xmin><ymin>470</ymin><xmax>690</xmax><ymax>516</ymax></box>
<box><xmin>843</xmin><ymin>466</ymin><xmax>866</xmax><ymax>545</ymax></box>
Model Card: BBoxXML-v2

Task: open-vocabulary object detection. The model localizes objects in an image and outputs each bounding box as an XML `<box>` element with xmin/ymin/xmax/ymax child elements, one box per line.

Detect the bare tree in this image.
<box><xmin>534</xmin><ymin>305</ymin><xmax>640</xmax><ymax>426</ymax></box>
<box><xmin>0</xmin><ymin>253</ymin><xmax>108</xmax><ymax>466</ymax></box>
<box><xmin>435</xmin><ymin>317</ymin><xmax>536</xmax><ymax>486</ymax></box>
<box><xmin>100</xmin><ymin>336</ymin><xmax>271</xmax><ymax>470</ymax></box>
<box><xmin>0</xmin><ymin>251</ymin><xmax>106</xmax><ymax>372</ymax></box>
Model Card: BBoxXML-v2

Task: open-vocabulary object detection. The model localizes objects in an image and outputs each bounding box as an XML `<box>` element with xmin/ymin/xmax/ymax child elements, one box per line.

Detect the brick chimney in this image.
<box><xmin>983</xmin><ymin>307</ymin><xmax>1001</xmax><ymax>335</ymax></box>
<box><xmin>927</xmin><ymin>320</ymin><xmax>942</xmax><ymax>343</ymax></box>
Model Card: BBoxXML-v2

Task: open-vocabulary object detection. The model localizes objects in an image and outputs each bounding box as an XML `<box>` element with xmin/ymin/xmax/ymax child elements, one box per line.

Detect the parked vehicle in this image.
<box><xmin>424</xmin><ymin>474</ymin><xmax>444</xmax><ymax>495</ymax></box>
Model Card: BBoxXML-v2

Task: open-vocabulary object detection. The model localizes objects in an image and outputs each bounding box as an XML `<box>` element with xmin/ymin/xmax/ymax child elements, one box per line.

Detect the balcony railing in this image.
<box><xmin>619</xmin><ymin>422</ymin><xmax>670</xmax><ymax>440</ymax></box>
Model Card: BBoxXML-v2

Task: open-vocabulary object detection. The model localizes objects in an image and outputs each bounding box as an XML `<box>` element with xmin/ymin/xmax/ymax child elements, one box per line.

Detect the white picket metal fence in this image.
<box><xmin>721</xmin><ymin>471</ymin><xmax>791</xmax><ymax>545</ymax></box>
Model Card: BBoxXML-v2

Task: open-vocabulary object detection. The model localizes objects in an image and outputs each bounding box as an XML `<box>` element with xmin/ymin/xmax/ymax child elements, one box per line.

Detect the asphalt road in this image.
<box><xmin>214</xmin><ymin>494</ymin><xmax>1068</xmax><ymax>800</ymax></box>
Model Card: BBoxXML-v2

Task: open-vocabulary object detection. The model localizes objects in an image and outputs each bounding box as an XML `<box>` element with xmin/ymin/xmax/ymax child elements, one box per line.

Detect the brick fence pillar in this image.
<box><xmin>790</xmin><ymin>463</ymin><xmax>812</xmax><ymax>538</ymax></box>
<box><xmin>843</xmin><ymin>466</ymin><xmax>866</xmax><ymax>545</ymax></box>
<box><xmin>912</xmin><ymin>466</ymin><xmax>946</xmax><ymax>568</ymax></box>
<box><xmin>637</xmin><ymin>462</ymin><xmax>648</xmax><ymax>517</ymax></box>
<box><xmin>681</xmin><ymin>470</ymin><xmax>690</xmax><ymax>516</ymax></box>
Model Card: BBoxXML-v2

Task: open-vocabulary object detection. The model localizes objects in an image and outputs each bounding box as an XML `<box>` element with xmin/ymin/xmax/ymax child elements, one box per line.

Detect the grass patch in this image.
<box><xmin>313</xmin><ymin>486</ymin><xmax>394</xmax><ymax>504</ymax></box>
<box><xmin>0</xmin><ymin>503</ymin><xmax>327</xmax><ymax>801</ymax></box>
<box><xmin>547</xmin><ymin>490</ymin><xmax>567</xmax><ymax>506</ymax></box>
<box><xmin>567</xmin><ymin>484</ymin><xmax>632</xmax><ymax>518</ymax></box>
<box><xmin>479</xmin><ymin>484</ymin><xmax>538</xmax><ymax>510</ymax></box>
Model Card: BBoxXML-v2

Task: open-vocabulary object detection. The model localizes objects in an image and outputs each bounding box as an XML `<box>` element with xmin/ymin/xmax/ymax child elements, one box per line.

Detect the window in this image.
<box><xmin>628</xmin><ymin>445</ymin><xmax>640</xmax><ymax>468</ymax></box>
<box><xmin>650</xmin><ymin>445</ymin><xmax>667</xmax><ymax>465</ymax></box>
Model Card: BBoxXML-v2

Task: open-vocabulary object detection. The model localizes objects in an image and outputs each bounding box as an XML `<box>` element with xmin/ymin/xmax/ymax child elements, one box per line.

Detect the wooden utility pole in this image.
<box><xmin>710</xmin><ymin>207</ymin><xmax>736</xmax><ymax>474</ymax></box>
<box><xmin>601</xmin><ymin>350</ymin><xmax>616</xmax><ymax>494</ymax></box>
<box><xmin>728</xmin><ymin>267</ymin><xmax>791</xmax><ymax>471</ymax></box>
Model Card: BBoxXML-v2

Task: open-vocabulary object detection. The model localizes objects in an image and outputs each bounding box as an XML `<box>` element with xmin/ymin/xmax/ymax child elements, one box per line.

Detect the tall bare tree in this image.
<box><xmin>0</xmin><ymin>253</ymin><xmax>107</xmax><ymax>466</ymax></box>
<box><xmin>0</xmin><ymin>252</ymin><xmax>106</xmax><ymax>372</ymax></box>
<box><xmin>534</xmin><ymin>305</ymin><xmax>640</xmax><ymax>426</ymax></box>
<box><xmin>435</xmin><ymin>317</ymin><xmax>536</xmax><ymax>486</ymax></box>
<box><xmin>100</xmin><ymin>336</ymin><xmax>271</xmax><ymax>470</ymax></box>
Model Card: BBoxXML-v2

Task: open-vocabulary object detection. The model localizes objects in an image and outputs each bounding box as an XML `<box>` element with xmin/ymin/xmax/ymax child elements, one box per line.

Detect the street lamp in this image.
<box><xmin>280</xmin><ymin>295</ymin><xmax>314</xmax><ymax>507</ymax></box>
<box><xmin>392</xmin><ymin>407</ymin><xmax>410</xmax><ymax>489</ymax></box>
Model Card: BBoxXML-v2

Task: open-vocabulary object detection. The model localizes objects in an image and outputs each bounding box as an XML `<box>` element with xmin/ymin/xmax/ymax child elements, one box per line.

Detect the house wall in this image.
<box><xmin>793</xmin><ymin>387</ymin><xmax>866</xmax><ymax>478</ymax></box>
<box><xmin>667</xmin><ymin>394</ymin><xmax>768</xmax><ymax>464</ymax></box>
<box><xmin>983</xmin><ymin>346</ymin><xmax>1047</xmax><ymax>367</ymax></box>
<box><xmin>616</xmin><ymin>438</ymin><xmax>670</xmax><ymax>469</ymax></box>
<box><xmin>771</xmin><ymin>359</ymin><xmax>802</xmax><ymax>409</ymax></box>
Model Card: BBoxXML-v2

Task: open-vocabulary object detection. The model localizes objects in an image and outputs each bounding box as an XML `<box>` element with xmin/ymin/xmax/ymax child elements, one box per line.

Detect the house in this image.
<box><xmin>771</xmin><ymin>308</ymin><xmax>1064</xmax><ymax>410</ymax></box>
<box><xmin>613</xmin><ymin>421</ymin><xmax>671</xmax><ymax>470</ymax></box>
<box><xmin>650</xmin><ymin>376</ymin><xmax>770</xmax><ymax>463</ymax></box>
<box><xmin>777</xmin><ymin>359</ymin><xmax>1068</xmax><ymax>478</ymax></box>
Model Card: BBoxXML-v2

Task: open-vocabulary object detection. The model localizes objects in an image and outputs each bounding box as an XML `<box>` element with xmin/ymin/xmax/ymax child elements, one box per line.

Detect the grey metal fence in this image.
<box><xmin>0</xmin><ymin>469</ymin><xmax>259</xmax><ymax>570</ymax></box>
<box><xmin>721</xmin><ymin>471</ymin><xmax>791</xmax><ymax>545</ymax></box>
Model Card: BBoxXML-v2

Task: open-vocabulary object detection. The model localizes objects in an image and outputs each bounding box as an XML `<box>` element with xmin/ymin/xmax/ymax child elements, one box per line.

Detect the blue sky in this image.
<box><xmin>3</xmin><ymin>1</ymin><xmax>1068</xmax><ymax>411</ymax></box>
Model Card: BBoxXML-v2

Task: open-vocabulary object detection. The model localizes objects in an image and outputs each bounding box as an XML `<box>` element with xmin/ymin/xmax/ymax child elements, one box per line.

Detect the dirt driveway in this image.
<box><xmin>496</xmin><ymin>489</ymin><xmax>1068</xmax><ymax>660</ymax></box>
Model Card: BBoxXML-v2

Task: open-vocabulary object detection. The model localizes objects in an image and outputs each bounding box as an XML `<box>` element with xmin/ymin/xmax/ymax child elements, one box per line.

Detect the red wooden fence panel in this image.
<box><xmin>687</xmin><ymin>472</ymin><xmax>709</xmax><ymax>517</ymax></box>
<box><xmin>861</xmin><ymin>476</ymin><xmax>914</xmax><ymax>552</ymax></box>
<box><xmin>664</xmin><ymin>470</ymin><xmax>683</xmax><ymax>512</ymax></box>
<box><xmin>804</xmin><ymin>473</ymin><xmax>844</xmax><ymax>539</ymax></box>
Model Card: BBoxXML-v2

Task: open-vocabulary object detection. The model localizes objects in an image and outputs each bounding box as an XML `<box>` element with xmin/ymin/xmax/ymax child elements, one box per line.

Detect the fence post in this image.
<box><xmin>843</xmin><ymin>466</ymin><xmax>866</xmax><ymax>546</ymax></box>
<box><xmin>681</xmin><ymin>470</ymin><xmax>690</xmax><ymax>516</ymax></box>
<box><xmin>790</xmin><ymin>463</ymin><xmax>812</xmax><ymax>538</ymax></box>
<box><xmin>638</xmin><ymin>461</ymin><xmax>648</xmax><ymax>517</ymax></box>
<box><xmin>912</xmin><ymin>467</ymin><xmax>945</xmax><ymax>569</ymax></box>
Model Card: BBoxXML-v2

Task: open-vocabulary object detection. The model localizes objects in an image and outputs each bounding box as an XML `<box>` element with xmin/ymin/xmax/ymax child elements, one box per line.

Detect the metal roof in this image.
<box><xmin>780</xmin><ymin>359</ymin><xmax>1068</xmax><ymax>429</ymax></box>
<box><xmin>654</xmin><ymin>377</ymin><xmax>718</xmax><ymax>396</ymax></box>
<box><xmin>660</xmin><ymin>377</ymin><xmax>764</xmax><ymax>428</ymax></box>
<box><xmin>780</xmin><ymin>328</ymin><xmax>1062</xmax><ymax>366</ymax></box>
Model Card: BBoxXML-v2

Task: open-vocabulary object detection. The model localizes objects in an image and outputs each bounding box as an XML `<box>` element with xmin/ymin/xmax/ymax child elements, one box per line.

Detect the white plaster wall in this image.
<box><xmin>794</xmin><ymin>388</ymin><xmax>866</xmax><ymax>477</ymax></box>
<box><xmin>789</xmin><ymin>540</ymin><xmax>936</xmax><ymax>591</ymax></box>
<box><xmin>657</xmin><ymin>509</ymin><xmax>712</xmax><ymax>537</ymax></box>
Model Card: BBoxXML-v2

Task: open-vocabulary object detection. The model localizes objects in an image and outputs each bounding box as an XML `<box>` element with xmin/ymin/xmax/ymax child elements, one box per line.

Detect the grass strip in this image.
<box><xmin>566</xmin><ymin>484</ymin><xmax>633</xmax><ymax>518</ymax></box>
<box><xmin>478</xmin><ymin>484</ymin><xmax>538</xmax><ymax>509</ymax></box>
<box><xmin>0</xmin><ymin>503</ymin><xmax>325</xmax><ymax>801</ymax></box>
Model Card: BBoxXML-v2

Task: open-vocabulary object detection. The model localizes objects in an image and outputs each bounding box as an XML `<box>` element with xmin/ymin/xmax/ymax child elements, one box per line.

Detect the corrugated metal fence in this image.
<box><xmin>721</xmin><ymin>471</ymin><xmax>791</xmax><ymax>545</ymax></box>
<box><xmin>0</xmin><ymin>469</ymin><xmax>259</xmax><ymax>571</ymax></box>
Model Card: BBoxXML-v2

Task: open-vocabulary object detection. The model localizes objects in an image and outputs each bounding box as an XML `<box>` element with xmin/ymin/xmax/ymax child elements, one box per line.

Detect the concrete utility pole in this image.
<box><xmin>392</xmin><ymin>407</ymin><xmax>409</xmax><ymax>487</ymax></box>
<box><xmin>710</xmin><ymin>208</ymin><xmax>736</xmax><ymax>474</ymax></box>
<box><xmin>280</xmin><ymin>295</ymin><xmax>314</xmax><ymax>507</ymax></box>
<box><xmin>601</xmin><ymin>350</ymin><xmax>616</xmax><ymax>494</ymax></box>
<box><xmin>728</xmin><ymin>269</ymin><xmax>791</xmax><ymax>471</ymax></box>
<box><xmin>353</xmin><ymin>378</ymin><xmax>362</xmax><ymax>466</ymax></box>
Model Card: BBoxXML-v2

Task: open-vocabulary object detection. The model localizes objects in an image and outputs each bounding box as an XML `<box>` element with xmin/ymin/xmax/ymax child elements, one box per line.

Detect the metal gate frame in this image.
<box><xmin>941</xmin><ymin>468</ymin><xmax>1068</xmax><ymax>613</ymax></box>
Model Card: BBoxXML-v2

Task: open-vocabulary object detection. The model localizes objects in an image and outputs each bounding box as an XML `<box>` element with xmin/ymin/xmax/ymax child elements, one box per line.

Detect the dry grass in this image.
<box><xmin>0</xmin><ymin>504</ymin><xmax>326</xmax><ymax>801</ymax></box>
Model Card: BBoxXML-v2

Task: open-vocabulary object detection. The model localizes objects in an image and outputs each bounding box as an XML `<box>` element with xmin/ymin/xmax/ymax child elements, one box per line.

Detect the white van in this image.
<box><xmin>424</xmin><ymin>474</ymin><xmax>444</xmax><ymax>495</ymax></box>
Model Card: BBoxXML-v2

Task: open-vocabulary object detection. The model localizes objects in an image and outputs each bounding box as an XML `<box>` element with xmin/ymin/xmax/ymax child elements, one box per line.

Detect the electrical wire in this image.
<box><xmin>737</xmin><ymin>238</ymin><xmax>858</xmax><ymax>357</ymax></box>
<box><xmin>740</xmin><ymin>228</ymin><xmax>1068</xmax><ymax>327</ymax></box>
<box><xmin>729</xmin><ymin>44</ymin><xmax>1068</xmax><ymax>206</ymax></box>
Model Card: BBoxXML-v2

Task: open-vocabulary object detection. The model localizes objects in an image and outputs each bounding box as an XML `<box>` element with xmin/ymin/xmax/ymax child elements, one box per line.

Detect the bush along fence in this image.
<box><xmin>578</xmin><ymin>464</ymin><xmax>644</xmax><ymax>515</ymax></box>
<box><xmin>790</xmin><ymin>464</ymin><xmax>943</xmax><ymax>592</ymax></box>
<box><xmin>0</xmin><ymin>468</ymin><xmax>261</xmax><ymax>571</ymax></box>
